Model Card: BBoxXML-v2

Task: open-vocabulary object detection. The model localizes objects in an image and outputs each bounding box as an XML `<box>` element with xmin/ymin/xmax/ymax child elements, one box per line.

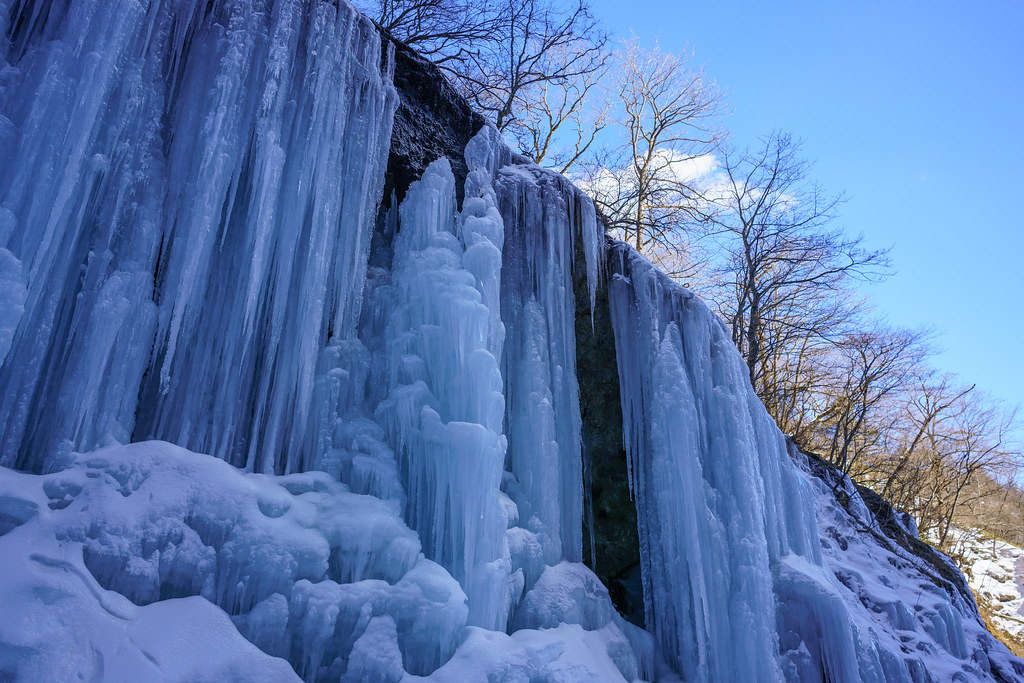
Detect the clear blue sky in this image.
<box><xmin>589</xmin><ymin>0</ymin><xmax>1024</xmax><ymax>421</ymax></box>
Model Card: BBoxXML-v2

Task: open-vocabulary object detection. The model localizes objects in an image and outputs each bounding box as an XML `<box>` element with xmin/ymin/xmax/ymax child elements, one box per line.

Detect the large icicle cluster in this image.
<box><xmin>372</xmin><ymin>131</ymin><xmax>510</xmax><ymax>630</ymax></box>
<box><xmin>497</xmin><ymin>165</ymin><xmax>600</xmax><ymax>568</ymax></box>
<box><xmin>313</xmin><ymin>123</ymin><xmax>644</xmax><ymax>677</ymax></box>
<box><xmin>607</xmin><ymin>242</ymin><xmax>819</xmax><ymax>681</ymax></box>
<box><xmin>607</xmin><ymin>241</ymin><xmax>1024</xmax><ymax>682</ymax></box>
<box><xmin>0</xmin><ymin>0</ymin><xmax>397</xmax><ymax>473</ymax></box>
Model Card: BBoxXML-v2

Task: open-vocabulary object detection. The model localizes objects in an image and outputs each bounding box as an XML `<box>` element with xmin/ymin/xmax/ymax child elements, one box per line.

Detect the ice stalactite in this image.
<box><xmin>496</xmin><ymin>167</ymin><xmax>601</xmax><ymax>567</ymax></box>
<box><xmin>0</xmin><ymin>0</ymin><xmax>397</xmax><ymax>474</ymax></box>
<box><xmin>607</xmin><ymin>241</ymin><xmax>825</xmax><ymax>682</ymax></box>
<box><xmin>372</xmin><ymin>126</ymin><xmax>512</xmax><ymax>631</ymax></box>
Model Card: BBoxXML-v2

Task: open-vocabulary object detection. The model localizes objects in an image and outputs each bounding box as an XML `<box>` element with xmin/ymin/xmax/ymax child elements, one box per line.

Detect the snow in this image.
<box><xmin>955</xmin><ymin>532</ymin><xmax>1024</xmax><ymax>639</ymax></box>
<box><xmin>416</xmin><ymin>623</ymin><xmax>645</xmax><ymax>683</ymax></box>
<box><xmin>0</xmin><ymin>441</ymin><xmax>464</xmax><ymax>681</ymax></box>
<box><xmin>792</xmin><ymin>450</ymin><xmax>1024</xmax><ymax>682</ymax></box>
<box><xmin>0</xmin><ymin>441</ymin><xmax>650</xmax><ymax>682</ymax></box>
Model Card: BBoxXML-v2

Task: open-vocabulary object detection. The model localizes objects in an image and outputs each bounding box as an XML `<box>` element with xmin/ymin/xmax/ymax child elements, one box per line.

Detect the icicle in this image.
<box><xmin>496</xmin><ymin>167</ymin><xmax>597</xmax><ymax>564</ymax></box>
<box><xmin>607</xmin><ymin>241</ymin><xmax>822</xmax><ymax>681</ymax></box>
<box><xmin>373</xmin><ymin>132</ymin><xmax>511</xmax><ymax>630</ymax></box>
<box><xmin>0</xmin><ymin>0</ymin><xmax>397</xmax><ymax>473</ymax></box>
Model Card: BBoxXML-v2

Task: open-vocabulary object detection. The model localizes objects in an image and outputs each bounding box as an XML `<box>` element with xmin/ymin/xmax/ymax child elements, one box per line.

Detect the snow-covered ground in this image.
<box><xmin>954</xmin><ymin>532</ymin><xmax>1024</xmax><ymax>640</ymax></box>
<box><xmin>6</xmin><ymin>439</ymin><xmax>1023</xmax><ymax>681</ymax></box>
<box><xmin>0</xmin><ymin>442</ymin><xmax>653</xmax><ymax>682</ymax></box>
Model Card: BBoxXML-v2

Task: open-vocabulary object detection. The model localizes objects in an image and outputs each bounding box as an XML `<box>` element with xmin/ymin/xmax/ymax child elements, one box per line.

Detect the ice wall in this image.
<box><xmin>372</xmin><ymin>132</ymin><xmax>511</xmax><ymax>630</ymax></box>
<box><xmin>0</xmin><ymin>0</ymin><xmax>397</xmax><ymax>473</ymax></box>
<box><xmin>606</xmin><ymin>241</ymin><xmax>1024</xmax><ymax>682</ymax></box>
<box><xmin>607</xmin><ymin>241</ymin><xmax>819</xmax><ymax>681</ymax></box>
<box><xmin>328</xmin><ymin>124</ymin><xmax>605</xmax><ymax>632</ymax></box>
<box><xmin>497</xmin><ymin>166</ymin><xmax>599</xmax><ymax>567</ymax></box>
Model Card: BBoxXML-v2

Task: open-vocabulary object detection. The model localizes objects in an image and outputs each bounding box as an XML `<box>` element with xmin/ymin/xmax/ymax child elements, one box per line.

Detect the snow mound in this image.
<box><xmin>0</xmin><ymin>442</ymin><xmax>466</xmax><ymax>680</ymax></box>
<box><xmin>0</xmin><ymin>442</ymin><xmax>662</xmax><ymax>682</ymax></box>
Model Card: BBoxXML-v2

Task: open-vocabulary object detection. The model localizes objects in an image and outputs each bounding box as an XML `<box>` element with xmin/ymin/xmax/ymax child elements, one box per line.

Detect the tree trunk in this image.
<box><xmin>746</xmin><ymin>292</ymin><xmax>761</xmax><ymax>389</ymax></box>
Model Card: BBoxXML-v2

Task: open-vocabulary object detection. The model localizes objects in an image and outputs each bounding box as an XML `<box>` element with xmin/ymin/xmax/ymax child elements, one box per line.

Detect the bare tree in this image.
<box><xmin>879</xmin><ymin>374</ymin><xmax>973</xmax><ymax>504</ymax></box>
<box><xmin>706</xmin><ymin>132</ymin><xmax>890</xmax><ymax>392</ymax></box>
<box><xmin>822</xmin><ymin>326</ymin><xmax>928</xmax><ymax>475</ymax></box>
<box><xmin>584</xmin><ymin>35</ymin><xmax>722</xmax><ymax>272</ymax></box>
<box><xmin>734</xmin><ymin>268</ymin><xmax>862</xmax><ymax>443</ymax></box>
<box><xmin>360</xmin><ymin>0</ymin><xmax>500</xmax><ymax>64</ymax></box>
<box><xmin>965</xmin><ymin>475</ymin><xmax>1024</xmax><ymax>547</ymax></box>
<box><xmin>361</xmin><ymin>0</ymin><xmax>610</xmax><ymax>173</ymax></box>
<box><xmin>865</xmin><ymin>375</ymin><xmax>1022</xmax><ymax>551</ymax></box>
<box><xmin>509</xmin><ymin>42</ymin><xmax>610</xmax><ymax>173</ymax></box>
<box><xmin>936</xmin><ymin>399</ymin><xmax>1018</xmax><ymax>546</ymax></box>
<box><xmin>452</xmin><ymin>0</ymin><xmax>608</xmax><ymax>132</ymax></box>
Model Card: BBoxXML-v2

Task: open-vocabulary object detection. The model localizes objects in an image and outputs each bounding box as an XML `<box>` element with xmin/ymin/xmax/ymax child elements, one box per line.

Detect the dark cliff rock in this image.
<box><xmin>380</xmin><ymin>37</ymin><xmax>486</xmax><ymax>211</ymax></box>
<box><xmin>576</xmin><ymin>234</ymin><xmax>644</xmax><ymax>627</ymax></box>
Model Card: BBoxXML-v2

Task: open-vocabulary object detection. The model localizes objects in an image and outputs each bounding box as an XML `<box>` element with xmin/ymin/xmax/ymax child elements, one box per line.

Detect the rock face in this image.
<box><xmin>1</xmin><ymin>1</ymin><xmax>1023</xmax><ymax>681</ymax></box>
<box><xmin>377</xmin><ymin>35</ymin><xmax>493</xmax><ymax>212</ymax></box>
<box><xmin>576</xmin><ymin>236</ymin><xmax>644</xmax><ymax>626</ymax></box>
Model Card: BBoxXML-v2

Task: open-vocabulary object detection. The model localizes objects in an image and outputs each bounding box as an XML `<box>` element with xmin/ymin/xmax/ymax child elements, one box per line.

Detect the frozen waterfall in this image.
<box><xmin>0</xmin><ymin>0</ymin><xmax>397</xmax><ymax>473</ymax></box>
<box><xmin>608</xmin><ymin>242</ymin><xmax>819</xmax><ymax>680</ymax></box>
<box><xmin>1</xmin><ymin>0</ymin><xmax>1022</xmax><ymax>680</ymax></box>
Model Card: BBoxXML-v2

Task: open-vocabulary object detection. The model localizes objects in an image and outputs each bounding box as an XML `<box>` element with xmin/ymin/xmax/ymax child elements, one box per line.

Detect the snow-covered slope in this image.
<box><xmin>956</xmin><ymin>532</ymin><xmax>1024</xmax><ymax>642</ymax></box>
<box><xmin>795</xmin><ymin>450</ymin><xmax>1023</xmax><ymax>681</ymax></box>
<box><xmin>1</xmin><ymin>0</ymin><xmax>1023</xmax><ymax>680</ymax></box>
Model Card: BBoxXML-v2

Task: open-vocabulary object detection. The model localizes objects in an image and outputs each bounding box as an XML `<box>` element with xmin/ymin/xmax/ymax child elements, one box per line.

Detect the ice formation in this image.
<box><xmin>607</xmin><ymin>242</ymin><xmax>1023</xmax><ymax>682</ymax></box>
<box><xmin>0</xmin><ymin>0</ymin><xmax>397</xmax><ymax>473</ymax></box>
<box><xmin>1</xmin><ymin>0</ymin><xmax>1023</xmax><ymax>680</ymax></box>
<box><xmin>607</xmin><ymin>242</ymin><xmax>818</xmax><ymax>680</ymax></box>
<box><xmin>372</xmin><ymin>141</ymin><xmax>510</xmax><ymax>630</ymax></box>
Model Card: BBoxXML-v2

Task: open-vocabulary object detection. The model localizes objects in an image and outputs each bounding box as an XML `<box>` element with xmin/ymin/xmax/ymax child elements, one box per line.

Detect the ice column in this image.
<box><xmin>375</xmin><ymin>127</ymin><xmax>511</xmax><ymax>630</ymax></box>
<box><xmin>495</xmin><ymin>168</ymin><xmax>600</xmax><ymax>565</ymax></box>
<box><xmin>607</xmin><ymin>242</ymin><xmax>820</xmax><ymax>681</ymax></box>
<box><xmin>0</xmin><ymin>0</ymin><xmax>397</xmax><ymax>473</ymax></box>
